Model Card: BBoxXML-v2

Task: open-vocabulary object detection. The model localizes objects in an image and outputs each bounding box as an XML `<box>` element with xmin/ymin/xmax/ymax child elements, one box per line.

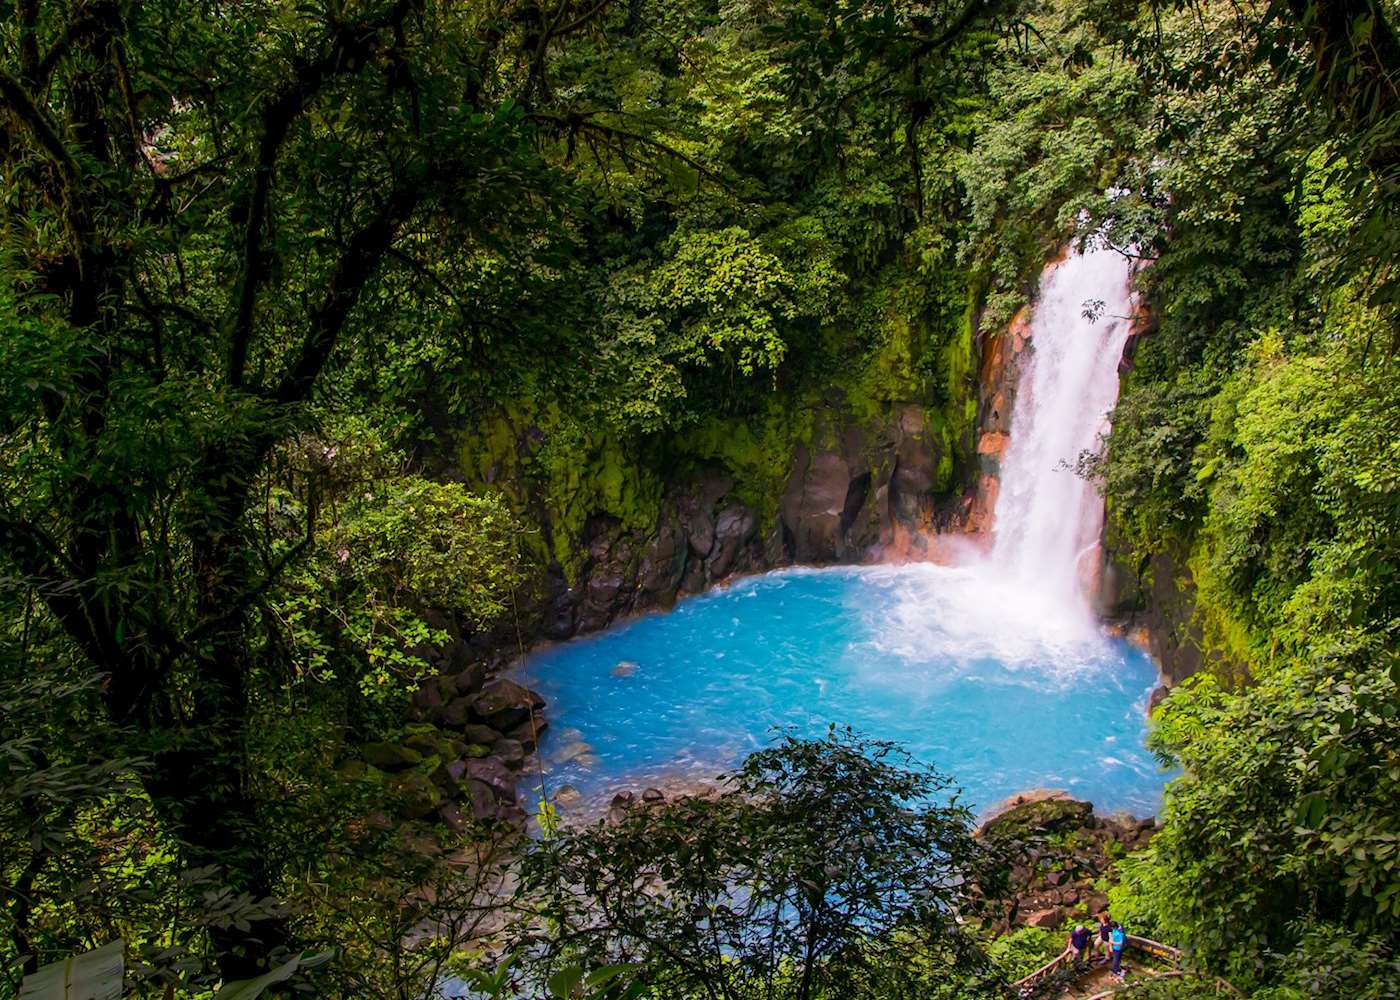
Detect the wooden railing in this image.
<box><xmin>1009</xmin><ymin>949</ymin><xmax>1074</xmax><ymax>994</ymax></box>
<box><xmin>1008</xmin><ymin>933</ymin><xmax>1183</xmax><ymax>996</ymax></box>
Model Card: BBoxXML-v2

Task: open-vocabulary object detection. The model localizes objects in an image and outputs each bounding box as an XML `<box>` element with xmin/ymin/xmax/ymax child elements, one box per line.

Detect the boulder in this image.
<box><xmin>410</xmin><ymin>681</ymin><xmax>444</xmax><ymax>717</ymax></box>
<box><xmin>1023</xmin><ymin>908</ymin><xmax>1065</xmax><ymax>929</ymax></box>
<box><xmin>641</xmin><ymin>787</ymin><xmax>665</xmax><ymax>803</ymax></box>
<box><xmin>472</xmin><ymin>679</ymin><xmax>546</xmax><ymax>731</ymax></box>
<box><xmin>551</xmin><ymin>740</ymin><xmax>592</xmax><ymax>765</ymax></box>
<box><xmin>439</xmin><ymin>695</ymin><xmax>479</xmax><ymax>729</ymax></box>
<box><xmin>437</xmin><ymin>803</ymin><xmax>469</xmax><ymax>834</ymax></box>
<box><xmin>978</xmin><ymin>794</ymin><xmax>1094</xmax><ymax>841</ymax></box>
<box><xmin>458</xmin><ymin>723</ymin><xmax>504</xmax><ymax>746</ymax></box>
<box><xmin>465</xmin><ymin>757</ymin><xmax>517</xmax><ymax>803</ymax></box>
<box><xmin>360</xmin><ymin>742</ymin><xmax>423</xmax><ymax>772</ymax></box>
<box><xmin>337</xmin><ymin>760</ymin><xmax>368</xmax><ymax>781</ymax></box>
<box><xmin>404</xmin><ymin>731</ymin><xmax>450</xmax><ymax>759</ymax></box>
<box><xmin>507</xmin><ymin>718</ymin><xmax>546</xmax><ymax>753</ymax></box>
<box><xmin>465</xmin><ymin>779</ymin><xmax>501</xmax><ymax>822</ymax></box>
<box><xmin>429</xmin><ymin>761</ymin><xmax>457</xmax><ymax>794</ymax></box>
<box><xmin>388</xmin><ymin>771</ymin><xmax>442</xmax><ymax>819</ymax></box>
<box><xmin>555</xmin><ymin>784</ymin><xmax>582</xmax><ymax>807</ymax></box>
<box><xmin>451</xmin><ymin>663</ymin><xmax>487</xmax><ymax>695</ymax></box>
<box><xmin>494</xmin><ymin>738</ymin><xmax>527</xmax><ymax>769</ymax></box>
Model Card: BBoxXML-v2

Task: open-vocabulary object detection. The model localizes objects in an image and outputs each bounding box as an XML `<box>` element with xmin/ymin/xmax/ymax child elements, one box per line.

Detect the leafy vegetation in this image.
<box><xmin>3</xmin><ymin>0</ymin><xmax>1399</xmax><ymax>997</ymax></box>
<box><xmin>517</xmin><ymin>730</ymin><xmax>1000</xmax><ymax>1000</ymax></box>
<box><xmin>1032</xmin><ymin>1</ymin><xmax>1400</xmax><ymax>994</ymax></box>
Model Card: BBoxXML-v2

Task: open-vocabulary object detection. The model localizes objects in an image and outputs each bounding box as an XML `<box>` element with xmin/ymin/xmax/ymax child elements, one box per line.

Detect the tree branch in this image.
<box><xmin>0</xmin><ymin>514</ymin><xmax>118</xmax><ymax>684</ymax></box>
<box><xmin>271</xmin><ymin>174</ymin><xmax>427</xmax><ymax>405</ymax></box>
<box><xmin>0</xmin><ymin>69</ymin><xmax>83</xmax><ymax>189</ymax></box>
<box><xmin>531</xmin><ymin>111</ymin><xmax>728</xmax><ymax>186</ymax></box>
<box><xmin>835</xmin><ymin>0</ymin><xmax>1008</xmax><ymax>109</ymax></box>
<box><xmin>18</xmin><ymin>0</ymin><xmax>40</xmax><ymax>88</ymax></box>
<box><xmin>226</xmin><ymin>0</ymin><xmax>417</xmax><ymax>389</ymax></box>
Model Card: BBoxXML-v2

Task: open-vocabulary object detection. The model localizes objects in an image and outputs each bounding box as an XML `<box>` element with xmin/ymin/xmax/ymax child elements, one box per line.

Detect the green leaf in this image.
<box><xmin>547</xmin><ymin>966</ymin><xmax>586</xmax><ymax>998</ymax></box>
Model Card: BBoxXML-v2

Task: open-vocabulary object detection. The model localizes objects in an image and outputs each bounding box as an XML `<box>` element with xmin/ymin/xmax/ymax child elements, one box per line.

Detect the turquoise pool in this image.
<box><xmin>517</xmin><ymin>564</ymin><xmax>1167</xmax><ymax>819</ymax></box>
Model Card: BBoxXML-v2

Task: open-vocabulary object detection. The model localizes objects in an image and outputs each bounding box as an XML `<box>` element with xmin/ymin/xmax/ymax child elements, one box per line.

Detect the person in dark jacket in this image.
<box><xmin>1067</xmin><ymin>924</ymin><xmax>1092</xmax><ymax>966</ymax></box>
<box><xmin>1097</xmin><ymin>912</ymin><xmax>1113</xmax><ymax>964</ymax></box>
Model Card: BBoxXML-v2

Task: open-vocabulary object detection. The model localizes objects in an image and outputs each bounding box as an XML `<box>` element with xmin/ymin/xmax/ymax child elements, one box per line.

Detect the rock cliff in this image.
<box><xmin>518</xmin><ymin>395</ymin><xmax>967</xmax><ymax>639</ymax></box>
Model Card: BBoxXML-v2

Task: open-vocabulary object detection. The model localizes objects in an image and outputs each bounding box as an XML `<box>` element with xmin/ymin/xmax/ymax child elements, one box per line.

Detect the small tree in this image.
<box><xmin>514</xmin><ymin>728</ymin><xmax>1003</xmax><ymax>1000</ymax></box>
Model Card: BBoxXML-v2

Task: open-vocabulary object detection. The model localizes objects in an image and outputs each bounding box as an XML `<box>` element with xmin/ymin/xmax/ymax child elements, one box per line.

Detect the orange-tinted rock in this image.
<box><xmin>978</xmin><ymin>431</ymin><xmax>1009</xmax><ymax>458</ymax></box>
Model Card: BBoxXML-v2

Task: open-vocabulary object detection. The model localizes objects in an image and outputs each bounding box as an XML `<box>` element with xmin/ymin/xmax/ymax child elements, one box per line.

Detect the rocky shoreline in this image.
<box><xmin>973</xmin><ymin>791</ymin><xmax>1157</xmax><ymax>933</ymax></box>
<box><xmin>340</xmin><ymin>670</ymin><xmax>550</xmax><ymax>832</ymax></box>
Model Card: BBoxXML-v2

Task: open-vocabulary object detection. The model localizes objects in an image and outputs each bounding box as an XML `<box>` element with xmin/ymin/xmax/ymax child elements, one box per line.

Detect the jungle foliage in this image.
<box><xmin>515</xmin><ymin>730</ymin><xmax>1002</xmax><ymax>1000</ymax></box>
<box><xmin>3</xmin><ymin>0</ymin><xmax>1400</xmax><ymax>997</ymax></box>
<box><xmin>0</xmin><ymin>0</ymin><xmax>1018</xmax><ymax>993</ymax></box>
<box><xmin>1010</xmin><ymin>0</ymin><xmax>1400</xmax><ymax>994</ymax></box>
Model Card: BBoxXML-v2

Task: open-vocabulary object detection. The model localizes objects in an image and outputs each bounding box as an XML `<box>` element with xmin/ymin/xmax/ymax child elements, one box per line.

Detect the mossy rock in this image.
<box><xmin>463</xmin><ymin>743</ymin><xmax>492</xmax><ymax>759</ymax></box>
<box><xmin>361</xmin><ymin>741</ymin><xmax>423</xmax><ymax>771</ymax></box>
<box><xmin>387</xmin><ymin>770</ymin><xmax>443</xmax><ymax>820</ymax></box>
<box><xmin>336</xmin><ymin>760</ymin><xmax>368</xmax><ymax>781</ymax></box>
<box><xmin>404</xmin><ymin>732</ymin><xmax>452</xmax><ymax>759</ymax></box>
<box><xmin>980</xmin><ymin>797</ymin><xmax>1094</xmax><ymax>842</ymax></box>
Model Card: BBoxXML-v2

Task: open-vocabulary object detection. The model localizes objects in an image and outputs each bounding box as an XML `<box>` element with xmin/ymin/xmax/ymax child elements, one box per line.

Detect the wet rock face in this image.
<box><xmin>1096</xmin><ymin>536</ymin><xmax>1246</xmax><ymax>691</ymax></box>
<box><xmin>966</xmin><ymin>307</ymin><xmax>1032</xmax><ymax>535</ymax></box>
<box><xmin>889</xmin><ymin>406</ymin><xmax>937</xmax><ymax>527</ymax></box>
<box><xmin>537</xmin><ymin>400</ymin><xmax>952</xmax><ymax>638</ymax></box>
<box><xmin>781</xmin><ymin>442</ymin><xmax>863</xmax><ymax>562</ymax></box>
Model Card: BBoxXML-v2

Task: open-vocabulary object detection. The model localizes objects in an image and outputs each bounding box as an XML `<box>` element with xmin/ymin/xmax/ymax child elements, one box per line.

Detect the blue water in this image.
<box><xmin>517</xmin><ymin>564</ymin><xmax>1167</xmax><ymax>818</ymax></box>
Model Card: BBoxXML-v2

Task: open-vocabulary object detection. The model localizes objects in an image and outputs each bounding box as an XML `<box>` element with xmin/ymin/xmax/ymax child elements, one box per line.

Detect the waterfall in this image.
<box><xmin>987</xmin><ymin>245</ymin><xmax>1138</xmax><ymax>620</ymax></box>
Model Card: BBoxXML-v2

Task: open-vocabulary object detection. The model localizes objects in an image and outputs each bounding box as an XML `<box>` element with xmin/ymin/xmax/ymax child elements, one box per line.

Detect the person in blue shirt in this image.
<box><xmin>1109</xmin><ymin>921</ymin><xmax>1127</xmax><ymax>977</ymax></box>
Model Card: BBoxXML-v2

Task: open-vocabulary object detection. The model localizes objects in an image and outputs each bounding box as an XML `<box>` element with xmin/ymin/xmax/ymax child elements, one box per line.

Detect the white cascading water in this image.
<box><xmin>869</xmin><ymin>244</ymin><xmax>1137</xmax><ymax>673</ymax></box>
<box><xmin>988</xmin><ymin>245</ymin><xmax>1139</xmax><ymax>623</ymax></box>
